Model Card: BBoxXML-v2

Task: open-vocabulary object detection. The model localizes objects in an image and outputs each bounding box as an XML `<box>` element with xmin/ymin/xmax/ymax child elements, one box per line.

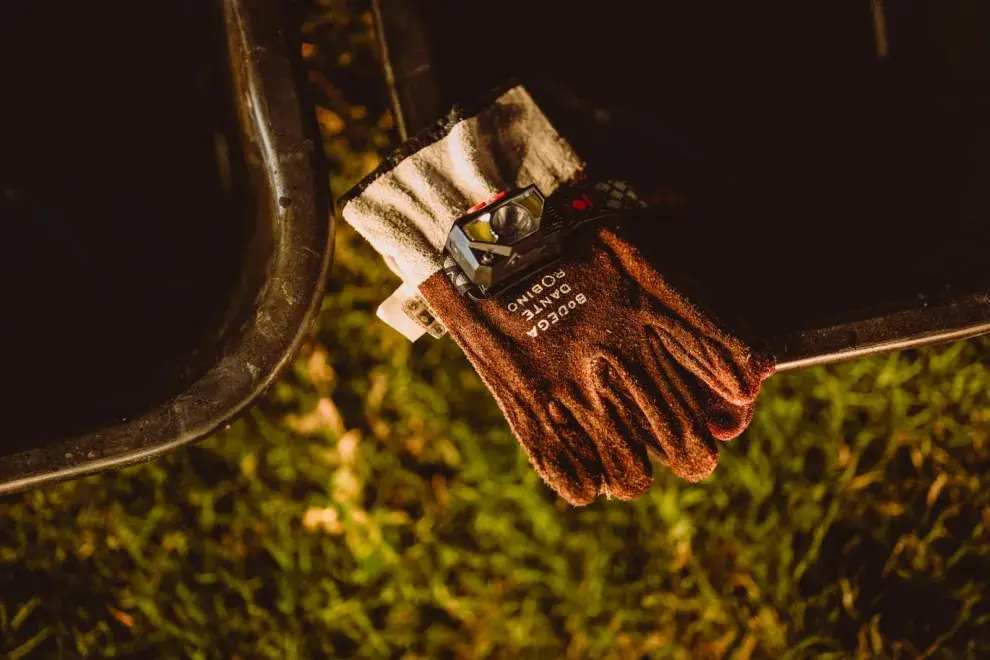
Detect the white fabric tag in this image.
<box><xmin>377</xmin><ymin>284</ymin><xmax>447</xmax><ymax>341</ymax></box>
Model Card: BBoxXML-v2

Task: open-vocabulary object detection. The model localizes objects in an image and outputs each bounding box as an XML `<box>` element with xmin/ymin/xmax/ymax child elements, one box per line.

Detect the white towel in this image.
<box><xmin>341</xmin><ymin>85</ymin><xmax>584</xmax><ymax>286</ymax></box>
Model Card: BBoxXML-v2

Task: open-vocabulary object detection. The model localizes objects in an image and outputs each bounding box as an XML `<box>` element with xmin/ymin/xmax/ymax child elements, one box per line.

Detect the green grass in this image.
<box><xmin>1</xmin><ymin>2</ymin><xmax>989</xmax><ymax>657</ymax></box>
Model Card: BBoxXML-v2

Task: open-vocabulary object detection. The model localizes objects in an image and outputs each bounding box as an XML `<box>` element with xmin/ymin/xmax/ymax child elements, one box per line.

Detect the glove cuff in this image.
<box><xmin>340</xmin><ymin>85</ymin><xmax>584</xmax><ymax>286</ymax></box>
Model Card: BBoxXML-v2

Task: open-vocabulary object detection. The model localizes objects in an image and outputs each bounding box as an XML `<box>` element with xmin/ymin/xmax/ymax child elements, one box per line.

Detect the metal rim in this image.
<box><xmin>0</xmin><ymin>0</ymin><xmax>334</xmax><ymax>495</ymax></box>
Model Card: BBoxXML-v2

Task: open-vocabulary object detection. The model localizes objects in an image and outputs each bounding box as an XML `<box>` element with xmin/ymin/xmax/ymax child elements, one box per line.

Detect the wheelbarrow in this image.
<box><xmin>372</xmin><ymin>0</ymin><xmax>990</xmax><ymax>369</ymax></box>
<box><xmin>0</xmin><ymin>0</ymin><xmax>333</xmax><ymax>493</ymax></box>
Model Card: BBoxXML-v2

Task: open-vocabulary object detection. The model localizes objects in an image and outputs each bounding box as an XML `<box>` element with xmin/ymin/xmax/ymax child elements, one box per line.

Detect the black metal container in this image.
<box><xmin>373</xmin><ymin>0</ymin><xmax>990</xmax><ymax>370</ymax></box>
<box><xmin>0</xmin><ymin>0</ymin><xmax>333</xmax><ymax>493</ymax></box>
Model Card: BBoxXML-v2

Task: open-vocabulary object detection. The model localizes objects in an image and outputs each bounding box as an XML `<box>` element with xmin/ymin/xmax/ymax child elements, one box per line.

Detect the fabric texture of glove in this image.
<box><xmin>341</xmin><ymin>84</ymin><xmax>775</xmax><ymax>504</ymax></box>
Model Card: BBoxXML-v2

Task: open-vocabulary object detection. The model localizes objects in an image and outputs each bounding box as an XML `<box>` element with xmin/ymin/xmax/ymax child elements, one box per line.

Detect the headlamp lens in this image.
<box><xmin>491</xmin><ymin>203</ymin><xmax>537</xmax><ymax>241</ymax></box>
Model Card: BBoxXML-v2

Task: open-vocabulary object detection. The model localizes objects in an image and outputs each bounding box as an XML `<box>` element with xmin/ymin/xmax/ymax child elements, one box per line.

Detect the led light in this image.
<box><xmin>462</xmin><ymin>212</ymin><xmax>497</xmax><ymax>243</ymax></box>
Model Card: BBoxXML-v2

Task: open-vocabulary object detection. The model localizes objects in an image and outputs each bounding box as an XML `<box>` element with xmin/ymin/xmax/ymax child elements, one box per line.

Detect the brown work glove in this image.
<box><xmin>341</xmin><ymin>85</ymin><xmax>774</xmax><ymax>504</ymax></box>
<box><xmin>421</xmin><ymin>222</ymin><xmax>771</xmax><ymax>504</ymax></box>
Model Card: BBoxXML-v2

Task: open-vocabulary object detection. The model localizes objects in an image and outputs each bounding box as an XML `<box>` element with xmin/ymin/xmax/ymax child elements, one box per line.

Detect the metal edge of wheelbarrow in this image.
<box><xmin>371</xmin><ymin>0</ymin><xmax>990</xmax><ymax>371</ymax></box>
<box><xmin>0</xmin><ymin>0</ymin><xmax>334</xmax><ymax>495</ymax></box>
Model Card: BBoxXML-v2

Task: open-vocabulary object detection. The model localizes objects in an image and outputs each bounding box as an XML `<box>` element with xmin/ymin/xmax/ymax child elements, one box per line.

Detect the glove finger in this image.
<box><xmin>593</xmin><ymin>353</ymin><xmax>716</xmax><ymax>484</ymax></box>
<box><xmin>634</xmin><ymin>343</ymin><xmax>721</xmax><ymax>481</ymax></box>
<box><xmin>501</xmin><ymin>388</ymin><xmax>605</xmax><ymax>506</ymax></box>
<box><xmin>595</xmin><ymin>229</ymin><xmax>771</xmax><ymax>404</ymax></box>
<box><xmin>592</xmin><ymin>353</ymin><xmax>668</xmax><ymax>462</ymax></box>
<box><xmin>647</xmin><ymin>322</ymin><xmax>763</xmax><ymax>407</ymax></box>
<box><xmin>649</xmin><ymin>329</ymin><xmax>764</xmax><ymax>440</ymax></box>
<box><xmin>568</xmin><ymin>383</ymin><xmax>654</xmax><ymax>501</ymax></box>
<box><xmin>702</xmin><ymin>388</ymin><xmax>756</xmax><ymax>441</ymax></box>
